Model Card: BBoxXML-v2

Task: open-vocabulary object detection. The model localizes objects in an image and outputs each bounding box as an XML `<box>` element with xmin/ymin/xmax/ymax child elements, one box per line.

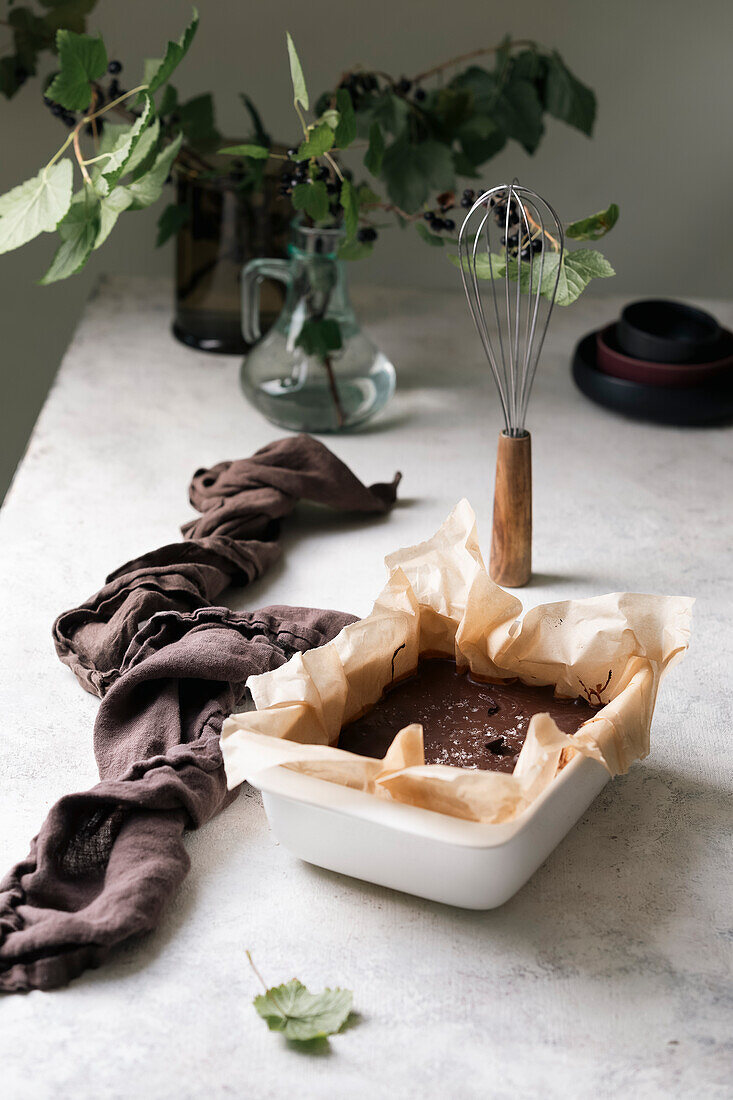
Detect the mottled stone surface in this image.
<box><xmin>0</xmin><ymin>277</ymin><xmax>730</xmax><ymax>1098</ymax></box>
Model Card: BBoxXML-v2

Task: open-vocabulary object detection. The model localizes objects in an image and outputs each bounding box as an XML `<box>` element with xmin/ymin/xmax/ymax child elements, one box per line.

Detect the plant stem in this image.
<box><xmin>246</xmin><ymin>950</ymin><xmax>269</xmax><ymax>992</ymax></box>
<box><xmin>410</xmin><ymin>39</ymin><xmax>536</xmax><ymax>83</ymax></box>
<box><xmin>73</xmin><ymin>125</ymin><xmax>91</xmax><ymax>184</ymax></box>
<box><xmin>323</xmin><ymin>353</ymin><xmax>346</xmax><ymax>428</ymax></box>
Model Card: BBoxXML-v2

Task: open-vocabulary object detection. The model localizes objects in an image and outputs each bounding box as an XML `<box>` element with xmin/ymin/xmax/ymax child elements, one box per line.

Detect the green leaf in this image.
<box><xmin>0</xmin><ymin>160</ymin><xmax>73</xmax><ymax>254</ymax></box>
<box><xmin>565</xmin><ymin>202</ymin><xmax>619</xmax><ymax>241</ymax></box>
<box><xmin>40</xmin><ymin>187</ymin><xmax>100</xmax><ymax>283</ymax></box>
<box><xmin>291</xmin><ymin>179</ymin><xmax>329</xmax><ymax>222</ymax></box>
<box><xmin>159</xmin><ymin>83</ymin><xmax>178</xmax><ymax>118</ymax></box>
<box><xmin>367</xmin><ymin>91</ymin><xmax>409</xmax><ymax>138</ymax></box>
<box><xmin>99</xmin><ymin>97</ymin><xmax>153</xmax><ymax>188</ymax></box>
<box><xmin>123</xmin><ymin>132</ymin><xmax>182</xmax><ymax>209</ymax></box>
<box><xmin>46</xmin><ymin>29</ymin><xmax>106</xmax><ymax>110</ymax></box>
<box><xmin>218</xmin><ymin>143</ymin><xmax>269</xmax><ymax>159</ymax></box>
<box><xmin>416</xmin><ymin>222</ymin><xmax>444</xmax><ymax>247</ymax></box>
<box><xmin>493</xmin><ymin>76</ymin><xmax>543</xmax><ymax>154</ymax></box>
<box><xmin>254</xmin><ymin>979</ymin><xmax>352</xmax><ymax>1042</ymax></box>
<box><xmin>458</xmin><ymin>115</ymin><xmax>506</xmax><ymax>167</ymax></box>
<box><xmin>553</xmin><ymin>248</ymin><xmax>615</xmax><ymax>305</ymax></box>
<box><xmin>340</xmin><ymin>178</ymin><xmax>358</xmax><ymax>240</ymax></box>
<box><xmin>146</xmin><ymin>8</ymin><xmax>199</xmax><ymax>95</ymax></box>
<box><xmin>155</xmin><ymin>201</ymin><xmax>189</xmax><ymax>246</ymax></box>
<box><xmin>319</xmin><ymin>108</ymin><xmax>340</xmax><ymax>130</ymax></box>
<box><xmin>295</xmin><ymin>122</ymin><xmax>335</xmax><ymax>161</ymax></box>
<box><xmin>356</xmin><ymin>183</ymin><xmax>380</xmax><ymax>206</ymax></box>
<box><xmin>286</xmin><ymin>31</ymin><xmax>309</xmax><ymax>111</ymax></box>
<box><xmin>296</xmin><ymin>318</ymin><xmax>343</xmax><ymax>359</ymax></box>
<box><xmin>338</xmin><ymin>238</ymin><xmax>373</xmax><ymax>261</ymax></box>
<box><xmin>125</xmin><ymin>118</ymin><xmax>160</xmax><ymax>178</ymax></box>
<box><xmin>334</xmin><ymin>88</ymin><xmax>356</xmax><ymax>148</ymax></box>
<box><xmin>240</xmin><ymin>93</ymin><xmax>269</xmax><ymax>145</ymax></box>
<box><xmin>382</xmin><ymin>138</ymin><xmax>454</xmax><ymax>214</ymax></box>
<box><xmin>544</xmin><ymin>52</ymin><xmax>596</xmax><ymax>136</ymax></box>
<box><xmin>178</xmin><ymin>92</ymin><xmax>220</xmax><ymax>153</ymax></box>
<box><xmin>39</xmin><ymin>0</ymin><xmax>96</xmax><ymax>36</ymax></box>
<box><xmin>94</xmin><ymin>185</ymin><xmax>132</xmax><ymax>249</ymax></box>
<box><xmin>449</xmin><ymin>246</ymin><xmax>615</xmax><ymax>305</ymax></box>
<box><xmin>364</xmin><ymin>121</ymin><xmax>384</xmax><ymax>175</ymax></box>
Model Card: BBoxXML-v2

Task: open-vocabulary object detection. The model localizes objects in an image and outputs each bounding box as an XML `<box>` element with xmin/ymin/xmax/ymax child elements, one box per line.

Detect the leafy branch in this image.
<box><xmin>0</xmin><ymin>8</ymin><xmax>199</xmax><ymax>278</ymax></box>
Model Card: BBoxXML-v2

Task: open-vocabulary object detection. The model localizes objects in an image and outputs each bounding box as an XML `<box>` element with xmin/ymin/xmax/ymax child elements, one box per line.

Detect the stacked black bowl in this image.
<box><xmin>572</xmin><ymin>299</ymin><xmax>733</xmax><ymax>425</ymax></box>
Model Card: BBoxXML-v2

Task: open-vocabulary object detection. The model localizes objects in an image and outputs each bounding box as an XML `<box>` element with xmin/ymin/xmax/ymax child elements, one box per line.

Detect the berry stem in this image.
<box><xmin>73</xmin><ymin>124</ymin><xmax>91</xmax><ymax>184</ymax></box>
<box><xmin>410</xmin><ymin>39</ymin><xmax>537</xmax><ymax>84</ymax></box>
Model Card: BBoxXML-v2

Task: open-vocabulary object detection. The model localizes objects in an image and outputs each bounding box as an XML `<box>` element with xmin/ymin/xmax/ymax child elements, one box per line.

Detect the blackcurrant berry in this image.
<box><xmin>357</xmin><ymin>226</ymin><xmax>377</xmax><ymax>242</ymax></box>
<box><xmin>108</xmin><ymin>60</ymin><xmax>122</xmax><ymax>74</ymax></box>
<box><xmin>432</xmin><ymin>218</ymin><xmax>445</xmax><ymax>231</ymax></box>
<box><xmin>396</xmin><ymin>77</ymin><xmax>412</xmax><ymax>95</ymax></box>
<box><xmin>460</xmin><ymin>195</ymin><xmax>473</xmax><ymax>208</ymax></box>
<box><xmin>424</xmin><ymin>211</ymin><xmax>436</xmax><ymax>222</ymax></box>
<box><xmin>50</xmin><ymin>103</ymin><xmax>64</xmax><ymax>117</ymax></box>
<box><xmin>414</xmin><ymin>87</ymin><xmax>426</xmax><ymax>102</ymax></box>
<box><xmin>316</xmin><ymin>165</ymin><xmax>329</xmax><ymax>181</ymax></box>
<box><xmin>109</xmin><ymin>79</ymin><xmax>121</xmax><ymax>99</ymax></box>
<box><xmin>462</xmin><ymin>188</ymin><xmax>475</xmax><ymax>200</ymax></box>
<box><xmin>443</xmin><ymin>218</ymin><xmax>455</xmax><ymax>231</ymax></box>
<box><xmin>326</xmin><ymin>182</ymin><xmax>338</xmax><ymax>195</ymax></box>
<box><xmin>531</xmin><ymin>238</ymin><xmax>543</xmax><ymax>253</ymax></box>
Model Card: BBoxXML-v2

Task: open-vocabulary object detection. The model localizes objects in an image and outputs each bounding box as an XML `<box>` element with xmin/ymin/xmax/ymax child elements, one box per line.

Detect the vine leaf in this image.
<box><xmin>123</xmin><ymin>132</ymin><xmax>182</xmax><ymax>209</ymax></box>
<box><xmin>39</xmin><ymin>187</ymin><xmax>100</xmax><ymax>283</ymax></box>
<box><xmin>382</xmin><ymin>137</ymin><xmax>454</xmax><ymax>214</ymax></box>
<box><xmin>416</xmin><ymin>222</ymin><xmax>444</xmax><ymax>247</ymax></box>
<box><xmin>219</xmin><ymin>143</ymin><xmax>269</xmax><ymax>159</ymax></box>
<box><xmin>448</xmin><ymin>247</ymin><xmax>615</xmax><ymax>305</ymax></box>
<box><xmin>178</xmin><ymin>92</ymin><xmax>221</xmax><ymax>153</ymax></box>
<box><xmin>94</xmin><ymin>186</ymin><xmax>133</xmax><ymax>250</ymax></box>
<box><xmin>295</xmin><ymin>122</ymin><xmax>335</xmax><ymax>161</ymax></box>
<box><xmin>155</xmin><ymin>202</ymin><xmax>189</xmax><ymax>246</ymax></box>
<box><xmin>286</xmin><ymin>31</ymin><xmax>309</xmax><ymax>111</ymax></box>
<box><xmin>340</xmin><ymin>178</ymin><xmax>358</xmax><ymax>240</ymax></box>
<box><xmin>240</xmin><ymin>93</ymin><xmax>269</xmax><ymax>146</ymax></box>
<box><xmin>98</xmin><ymin>97</ymin><xmax>153</xmax><ymax>189</ymax></box>
<box><xmin>0</xmin><ymin>160</ymin><xmax>73</xmax><ymax>255</ymax></box>
<box><xmin>253</xmin><ymin>979</ymin><xmax>353</xmax><ymax>1042</ymax></box>
<box><xmin>292</xmin><ymin>179</ymin><xmax>329</xmax><ymax>222</ymax></box>
<box><xmin>334</xmin><ymin>88</ymin><xmax>356</xmax><ymax>149</ymax></box>
<box><xmin>296</xmin><ymin>318</ymin><xmax>343</xmax><ymax>358</ymax></box>
<box><xmin>565</xmin><ymin>203</ymin><xmax>619</xmax><ymax>241</ymax></box>
<box><xmin>125</xmin><ymin>118</ymin><xmax>161</xmax><ymax>178</ymax></box>
<box><xmin>338</xmin><ymin>238</ymin><xmax>373</xmax><ymax>261</ymax></box>
<box><xmin>46</xmin><ymin>29</ymin><xmax>107</xmax><ymax>110</ymax></box>
<box><xmin>544</xmin><ymin>51</ymin><xmax>596</xmax><ymax>136</ymax></box>
<box><xmin>364</xmin><ymin>121</ymin><xmax>384</xmax><ymax>176</ymax></box>
<box><xmin>145</xmin><ymin>7</ymin><xmax>199</xmax><ymax>95</ymax></box>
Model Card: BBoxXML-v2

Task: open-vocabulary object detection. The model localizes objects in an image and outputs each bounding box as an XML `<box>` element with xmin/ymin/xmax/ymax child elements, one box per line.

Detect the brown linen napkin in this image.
<box><xmin>0</xmin><ymin>436</ymin><xmax>399</xmax><ymax>993</ymax></box>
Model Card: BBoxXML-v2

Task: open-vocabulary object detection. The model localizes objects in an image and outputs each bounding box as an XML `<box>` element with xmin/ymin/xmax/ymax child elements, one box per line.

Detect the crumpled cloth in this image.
<box><xmin>0</xmin><ymin>435</ymin><xmax>399</xmax><ymax>992</ymax></box>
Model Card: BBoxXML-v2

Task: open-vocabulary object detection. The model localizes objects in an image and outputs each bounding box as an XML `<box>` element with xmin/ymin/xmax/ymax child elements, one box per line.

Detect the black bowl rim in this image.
<box><xmin>618</xmin><ymin>299</ymin><xmax>721</xmax><ymax>363</ymax></box>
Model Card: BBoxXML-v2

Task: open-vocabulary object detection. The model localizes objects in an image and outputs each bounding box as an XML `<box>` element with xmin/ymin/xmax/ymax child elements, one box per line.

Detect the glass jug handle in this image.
<box><xmin>241</xmin><ymin>257</ymin><xmax>290</xmax><ymax>344</ymax></box>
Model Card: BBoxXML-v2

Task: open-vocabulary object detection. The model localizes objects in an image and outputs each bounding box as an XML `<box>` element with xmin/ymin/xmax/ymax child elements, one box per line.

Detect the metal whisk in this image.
<box><xmin>458</xmin><ymin>182</ymin><xmax>564</xmax><ymax>587</ymax></box>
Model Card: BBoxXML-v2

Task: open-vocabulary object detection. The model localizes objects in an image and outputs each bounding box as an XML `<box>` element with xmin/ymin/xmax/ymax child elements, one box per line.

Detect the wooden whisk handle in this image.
<box><xmin>490</xmin><ymin>430</ymin><xmax>532</xmax><ymax>588</ymax></box>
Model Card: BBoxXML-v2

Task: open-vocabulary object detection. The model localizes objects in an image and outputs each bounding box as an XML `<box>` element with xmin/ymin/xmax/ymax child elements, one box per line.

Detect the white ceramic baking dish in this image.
<box><xmin>248</xmin><ymin>751</ymin><xmax>610</xmax><ymax>909</ymax></box>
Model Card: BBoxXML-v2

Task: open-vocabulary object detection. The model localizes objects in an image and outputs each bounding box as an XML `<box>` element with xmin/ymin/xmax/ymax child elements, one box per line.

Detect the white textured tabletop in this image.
<box><xmin>1</xmin><ymin>277</ymin><xmax>731</xmax><ymax>1099</ymax></box>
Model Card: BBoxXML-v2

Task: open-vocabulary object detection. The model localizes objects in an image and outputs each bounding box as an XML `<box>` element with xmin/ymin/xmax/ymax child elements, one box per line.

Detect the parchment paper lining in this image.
<box><xmin>221</xmin><ymin>501</ymin><xmax>692</xmax><ymax>824</ymax></box>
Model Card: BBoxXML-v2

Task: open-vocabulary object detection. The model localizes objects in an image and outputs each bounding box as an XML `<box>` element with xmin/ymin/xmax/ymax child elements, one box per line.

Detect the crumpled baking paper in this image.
<box><xmin>221</xmin><ymin>500</ymin><xmax>693</xmax><ymax>824</ymax></box>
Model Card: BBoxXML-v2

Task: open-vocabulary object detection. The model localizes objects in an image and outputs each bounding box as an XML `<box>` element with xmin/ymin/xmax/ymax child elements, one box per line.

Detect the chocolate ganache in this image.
<box><xmin>338</xmin><ymin>659</ymin><xmax>596</xmax><ymax>773</ymax></box>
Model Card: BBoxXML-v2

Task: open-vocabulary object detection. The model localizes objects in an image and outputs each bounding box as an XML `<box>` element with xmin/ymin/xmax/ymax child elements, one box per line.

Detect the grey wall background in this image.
<box><xmin>1</xmin><ymin>0</ymin><xmax>731</xmax><ymax>499</ymax></box>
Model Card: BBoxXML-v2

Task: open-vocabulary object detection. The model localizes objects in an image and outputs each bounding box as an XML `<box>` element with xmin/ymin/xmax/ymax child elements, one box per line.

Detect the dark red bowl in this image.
<box><xmin>596</xmin><ymin>325</ymin><xmax>733</xmax><ymax>388</ymax></box>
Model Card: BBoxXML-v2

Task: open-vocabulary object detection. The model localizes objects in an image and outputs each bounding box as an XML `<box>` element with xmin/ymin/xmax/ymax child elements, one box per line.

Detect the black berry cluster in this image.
<box><xmin>42</xmin><ymin>95</ymin><xmax>76</xmax><ymax>128</ymax></box>
<box><xmin>357</xmin><ymin>226</ymin><xmax>377</xmax><ymax>243</ymax></box>
<box><xmin>337</xmin><ymin>71</ymin><xmax>378</xmax><ymax>110</ymax></box>
<box><xmin>490</xmin><ymin>197</ymin><xmax>544</xmax><ymax>260</ymax></box>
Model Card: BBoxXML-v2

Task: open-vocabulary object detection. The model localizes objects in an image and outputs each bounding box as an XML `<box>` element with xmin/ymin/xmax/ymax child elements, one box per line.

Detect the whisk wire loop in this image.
<box><xmin>458</xmin><ymin>183</ymin><xmax>564</xmax><ymax>436</ymax></box>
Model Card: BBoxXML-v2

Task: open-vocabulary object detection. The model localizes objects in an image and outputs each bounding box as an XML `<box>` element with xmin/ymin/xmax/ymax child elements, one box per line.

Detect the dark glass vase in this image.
<box><xmin>172</xmin><ymin>157</ymin><xmax>291</xmax><ymax>354</ymax></box>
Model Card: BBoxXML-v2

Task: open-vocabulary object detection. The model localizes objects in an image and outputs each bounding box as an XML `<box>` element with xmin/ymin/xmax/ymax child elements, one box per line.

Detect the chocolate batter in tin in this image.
<box><xmin>338</xmin><ymin>659</ymin><xmax>595</xmax><ymax>773</ymax></box>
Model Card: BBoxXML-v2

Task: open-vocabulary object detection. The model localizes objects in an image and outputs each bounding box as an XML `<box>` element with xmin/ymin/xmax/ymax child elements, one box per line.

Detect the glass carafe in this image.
<box><xmin>240</xmin><ymin>221</ymin><xmax>396</xmax><ymax>432</ymax></box>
